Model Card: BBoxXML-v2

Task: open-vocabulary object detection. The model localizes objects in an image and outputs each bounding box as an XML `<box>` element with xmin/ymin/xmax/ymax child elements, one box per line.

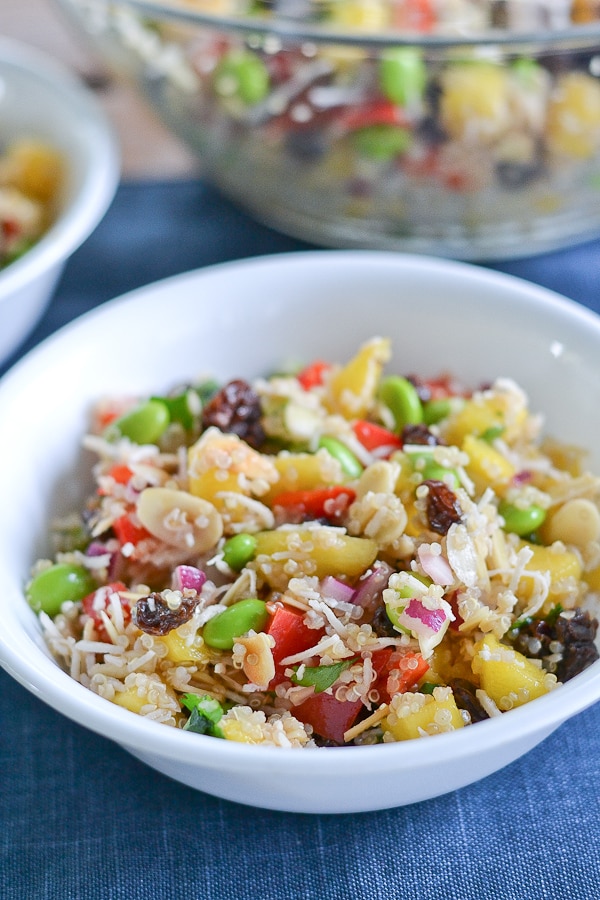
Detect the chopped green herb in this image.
<box><xmin>195</xmin><ymin>379</ymin><xmax>220</xmax><ymax>405</ymax></box>
<box><xmin>181</xmin><ymin>693</ymin><xmax>225</xmax><ymax>738</ymax></box>
<box><xmin>546</xmin><ymin>603</ymin><xmax>564</xmax><ymax>626</ymax></box>
<box><xmin>481</xmin><ymin>425</ymin><xmax>505</xmax><ymax>442</ymax></box>
<box><xmin>291</xmin><ymin>659</ymin><xmax>356</xmax><ymax>694</ymax></box>
<box><xmin>419</xmin><ymin>682</ymin><xmax>437</xmax><ymax>695</ymax></box>
<box><xmin>510</xmin><ymin>615</ymin><xmax>533</xmax><ymax>633</ymax></box>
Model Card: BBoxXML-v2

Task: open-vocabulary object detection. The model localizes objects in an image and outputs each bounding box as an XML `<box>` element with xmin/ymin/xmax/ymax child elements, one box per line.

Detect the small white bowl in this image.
<box><xmin>0</xmin><ymin>250</ymin><xmax>599</xmax><ymax>814</ymax></box>
<box><xmin>0</xmin><ymin>38</ymin><xmax>119</xmax><ymax>366</ymax></box>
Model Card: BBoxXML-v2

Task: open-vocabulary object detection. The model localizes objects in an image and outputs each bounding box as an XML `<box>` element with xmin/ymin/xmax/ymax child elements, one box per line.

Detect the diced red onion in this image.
<box><xmin>86</xmin><ymin>541</ymin><xmax>109</xmax><ymax>557</ymax></box>
<box><xmin>86</xmin><ymin>540</ymin><xmax>120</xmax><ymax>580</ymax></box>
<box><xmin>320</xmin><ymin>576</ymin><xmax>355</xmax><ymax>604</ymax></box>
<box><xmin>512</xmin><ymin>470</ymin><xmax>533</xmax><ymax>485</ymax></box>
<box><xmin>172</xmin><ymin>565</ymin><xmax>206</xmax><ymax>594</ymax></box>
<box><xmin>350</xmin><ymin>562</ymin><xmax>394</xmax><ymax>612</ymax></box>
<box><xmin>403</xmin><ymin>598</ymin><xmax>447</xmax><ymax>634</ymax></box>
<box><xmin>417</xmin><ymin>546</ymin><xmax>454</xmax><ymax>586</ymax></box>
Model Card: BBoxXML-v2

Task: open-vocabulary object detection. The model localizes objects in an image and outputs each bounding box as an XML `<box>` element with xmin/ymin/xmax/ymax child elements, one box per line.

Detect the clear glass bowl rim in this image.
<box><xmin>104</xmin><ymin>0</ymin><xmax>600</xmax><ymax>48</ymax></box>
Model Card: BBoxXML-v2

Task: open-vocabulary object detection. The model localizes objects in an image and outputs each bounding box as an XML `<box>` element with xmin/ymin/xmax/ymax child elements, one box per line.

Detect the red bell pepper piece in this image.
<box><xmin>108</xmin><ymin>464</ymin><xmax>133</xmax><ymax>485</ymax></box>
<box><xmin>112</xmin><ymin>514</ymin><xmax>152</xmax><ymax>547</ymax></box>
<box><xmin>98</xmin><ymin>464</ymin><xmax>134</xmax><ymax>496</ymax></box>
<box><xmin>391</xmin><ymin>0</ymin><xmax>436</xmax><ymax>32</ymax></box>
<box><xmin>270</xmin><ymin>486</ymin><xmax>356</xmax><ymax>522</ymax></box>
<box><xmin>446</xmin><ymin>590</ymin><xmax>464</xmax><ymax>632</ymax></box>
<box><xmin>293</xmin><ymin>690</ymin><xmax>364</xmax><ymax>744</ymax></box>
<box><xmin>340</xmin><ymin>100</ymin><xmax>410</xmax><ymax>132</ymax></box>
<box><xmin>296</xmin><ymin>360</ymin><xmax>331</xmax><ymax>390</ymax></box>
<box><xmin>82</xmin><ymin>581</ymin><xmax>130</xmax><ymax>642</ymax></box>
<box><xmin>292</xmin><ymin>647</ymin><xmax>396</xmax><ymax>743</ymax></box>
<box><xmin>267</xmin><ymin>606</ymin><xmax>324</xmax><ymax>686</ymax></box>
<box><xmin>352</xmin><ymin>420</ymin><xmax>403</xmax><ymax>455</ymax></box>
<box><xmin>374</xmin><ymin>650</ymin><xmax>430</xmax><ymax>703</ymax></box>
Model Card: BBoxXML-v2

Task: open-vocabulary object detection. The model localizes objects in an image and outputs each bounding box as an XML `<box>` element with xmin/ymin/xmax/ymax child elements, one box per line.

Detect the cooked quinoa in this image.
<box><xmin>28</xmin><ymin>338</ymin><xmax>600</xmax><ymax>747</ymax></box>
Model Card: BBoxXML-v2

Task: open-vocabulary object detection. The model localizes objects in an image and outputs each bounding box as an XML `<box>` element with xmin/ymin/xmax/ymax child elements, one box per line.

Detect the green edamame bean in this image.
<box><xmin>352</xmin><ymin>124</ymin><xmax>412</xmax><ymax>162</ymax></box>
<box><xmin>499</xmin><ymin>501</ymin><xmax>547</xmax><ymax>537</ymax></box>
<box><xmin>512</xmin><ymin>57</ymin><xmax>543</xmax><ymax>88</ymax></box>
<box><xmin>26</xmin><ymin>563</ymin><xmax>96</xmax><ymax>616</ymax></box>
<box><xmin>222</xmin><ymin>533</ymin><xmax>258</xmax><ymax>571</ymax></box>
<box><xmin>203</xmin><ymin>598</ymin><xmax>269</xmax><ymax>650</ymax></box>
<box><xmin>423</xmin><ymin>398</ymin><xmax>452</xmax><ymax>426</ymax></box>
<box><xmin>318</xmin><ymin>435</ymin><xmax>363</xmax><ymax>479</ymax></box>
<box><xmin>106</xmin><ymin>399</ymin><xmax>170</xmax><ymax>445</ymax></box>
<box><xmin>420</xmin><ymin>459</ymin><xmax>460</xmax><ymax>489</ymax></box>
<box><xmin>379</xmin><ymin>376</ymin><xmax>423</xmax><ymax>433</ymax></box>
<box><xmin>151</xmin><ymin>391</ymin><xmax>197</xmax><ymax>431</ymax></box>
<box><xmin>213</xmin><ymin>51</ymin><xmax>270</xmax><ymax>106</ymax></box>
<box><xmin>378</xmin><ymin>47</ymin><xmax>427</xmax><ymax>106</ymax></box>
<box><xmin>384</xmin><ymin>574</ymin><xmax>431</xmax><ymax>630</ymax></box>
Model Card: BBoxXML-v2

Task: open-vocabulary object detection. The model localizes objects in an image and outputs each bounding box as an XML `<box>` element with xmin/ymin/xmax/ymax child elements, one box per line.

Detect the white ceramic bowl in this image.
<box><xmin>1</xmin><ymin>250</ymin><xmax>599</xmax><ymax>814</ymax></box>
<box><xmin>0</xmin><ymin>38</ymin><xmax>119</xmax><ymax>366</ymax></box>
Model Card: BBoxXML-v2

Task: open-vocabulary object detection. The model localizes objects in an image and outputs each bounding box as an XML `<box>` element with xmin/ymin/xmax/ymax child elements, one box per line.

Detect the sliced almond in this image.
<box><xmin>136</xmin><ymin>487</ymin><xmax>223</xmax><ymax>555</ymax></box>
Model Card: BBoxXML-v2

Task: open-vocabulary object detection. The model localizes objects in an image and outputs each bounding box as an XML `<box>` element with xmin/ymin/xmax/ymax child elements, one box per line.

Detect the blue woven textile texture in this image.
<box><xmin>2</xmin><ymin>180</ymin><xmax>600</xmax><ymax>899</ymax></box>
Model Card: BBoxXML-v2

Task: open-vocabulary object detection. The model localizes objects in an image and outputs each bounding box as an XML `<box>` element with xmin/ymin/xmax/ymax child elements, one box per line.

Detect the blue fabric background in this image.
<box><xmin>1</xmin><ymin>180</ymin><xmax>600</xmax><ymax>899</ymax></box>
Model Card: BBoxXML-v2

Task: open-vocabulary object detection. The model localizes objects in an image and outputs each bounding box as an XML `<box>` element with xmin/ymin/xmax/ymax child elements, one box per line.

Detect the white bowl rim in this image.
<box><xmin>1</xmin><ymin>249</ymin><xmax>599</xmax><ymax>777</ymax></box>
<box><xmin>0</xmin><ymin>36</ymin><xmax>120</xmax><ymax>302</ymax></box>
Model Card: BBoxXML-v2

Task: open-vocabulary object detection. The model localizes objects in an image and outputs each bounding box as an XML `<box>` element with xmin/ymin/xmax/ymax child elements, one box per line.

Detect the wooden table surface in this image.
<box><xmin>1</xmin><ymin>0</ymin><xmax>199</xmax><ymax>179</ymax></box>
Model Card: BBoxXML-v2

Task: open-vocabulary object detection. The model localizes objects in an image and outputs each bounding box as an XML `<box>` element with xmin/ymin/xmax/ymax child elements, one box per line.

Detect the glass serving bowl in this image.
<box><xmin>58</xmin><ymin>0</ymin><xmax>600</xmax><ymax>259</ymax></box>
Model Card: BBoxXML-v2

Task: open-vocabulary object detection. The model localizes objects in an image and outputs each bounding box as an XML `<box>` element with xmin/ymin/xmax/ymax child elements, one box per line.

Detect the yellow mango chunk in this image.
<box><xmin>444</xmin><ymin>393</ymin><xmax>525</xmax><ymax>446</ymax></box>
<box><xmin>440</xmin><ymin>63</ymin><xmax>510</xmax><ymax>144</ymax></box>
<box><xmin>112</xmin><ymin>687</ymin><xmax>151</xmax><ymax>714</ymax></box>
<box><xmin>188</xmin><ymin>429</ymin><xmax>278</xmax><ymax>502</ymax></box>
<box><xmin>384</xmin><ymin>690</ymin><xmax>464</xmax><ymax>741</ymax></box>
<box><xmin>4</xmin><ymin>139</ymin><xmax>63</xmax><ymax>204</ymax></box>
<box><xmin>472</xmin><ymin>634</ymin><xmax>553</xmax><ymax>709</ymax></box>
<box><xmin>462</xmin><ymin>434</ymin><xmax>516</xmax><ymax>494</ymax></box>
<box><xmin>547</xmin><ymin>72</ymin><xmax>600</xmax><ymax>159</ymax></box>
<box><xmin>188</xmin><ymin>469</ymin><xmax>242</xmax><ymax>504</ymax></box>
<box><xmin>263</xmin><ymin>450</ymin><xmax>344</xmax><ymax>504</ymax></box>
<box><xmin>325</xmin><ymin>337</ymin><xmax>391</xmax><ymax>419</ymax></box>
<box><xmin>157</xmin><ymin>628</ymin><xmax>208</xmax><ymax>664</ymax></box>
<box><xmin>328</xmin><ymin>0</ymin><xmax>389</xmax><ymax>32</ymax></box>
<box><xmin>522</xmin><ymin>541</ymin><xmax>582</xmax><ymax>585</ymax></box>
<box><xmin>583</xmin><ymin>564</ymin><xmax>600</xmax><ymax>592</ymax></box>
<box><xmin>253</xmin><ymin>526</ymin><xmax>377</xmax><ymax>589</ymax></box>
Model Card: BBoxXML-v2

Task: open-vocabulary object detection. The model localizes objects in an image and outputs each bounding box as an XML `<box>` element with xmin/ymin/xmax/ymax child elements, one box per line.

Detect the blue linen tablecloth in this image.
<box><xmin>1</xmin><ymin>180</ymin><xmax>600</xmax><ymax>899</ymax></box>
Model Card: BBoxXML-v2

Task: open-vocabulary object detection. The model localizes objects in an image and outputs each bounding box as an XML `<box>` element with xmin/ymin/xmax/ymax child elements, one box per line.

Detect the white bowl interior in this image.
<box><xmin>1</xmin><ymin>250</ymin><xmax>599</xmax><ymax>812</ymax></box>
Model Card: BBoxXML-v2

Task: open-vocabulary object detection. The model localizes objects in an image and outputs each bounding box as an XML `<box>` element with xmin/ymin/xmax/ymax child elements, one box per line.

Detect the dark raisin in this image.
<box><xmin>201</xmin><ymin>379</ymin><xmax>265</xmax><ymax>449</ymax></box>
<box><xmin>555</xmin><ymin>609</ymin><xmax>598</xmax><ymax>646</ymax></box>
<box><xmin>405</xmin><ymin>375</ymin><xmax>431</xmax><ymax>403</ymax></box>
<box><xmin>555</xmin><ymin>610</ymin><xmax>599</xmax><ymax>681</ymax></box>
<box><xmin>401</xmin><ymin>423</ymin><xmax>439</xmax><ymax>446</ymax></box>
<box><xmin>496</xmin><ymin>160</ymin><xmax>542</xmax><ymax>190</ymax></box>
<box><xmin>557</xmin><ymin>641</ymin><xmax>600</xmax><ymax>682</ymax></box>
<box><xmin>512</xmin><ymin>608</ymin><xmax>599</xmax><ymax>682</ymax></box>
<box><xmin>285</xmin><ymin>127</ymin><xmax>328</xmax><ymax>161</ymax></box>
<box><xmin>422</xmin><ymin>479</ymin><xmax>463</xmax><ymax>535</ymax></box>
<box><xmin>133</xmin><ymin>592</ymin><xmax>199</xmax><ymax>635</ymax></box>
<box><xmin>371</xmin><ymin>604</ymin><xmax>398</xmax><ymax>637</ymax></box>
<box><xmin>513</xmin><ymin>619</ymin><xmax>553</xmax><ymax>659</ymax></box>
<box><xmin>448</xmin><ymin>678</ymin><xmax>489</xmax><ymax>724</ymax></box>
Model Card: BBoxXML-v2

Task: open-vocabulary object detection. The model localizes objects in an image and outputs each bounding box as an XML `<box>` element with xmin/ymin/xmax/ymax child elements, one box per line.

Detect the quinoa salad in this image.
<box><xmin>29</xmin><ymin>338</ymin><xmax>600</xmax><ymax>747</ymax></box>
<box><xmin>0</xmin><ymin>139</ymin><xmax>63</xmax><ymax>269</ymax></box>
<box><xmin>64</xmin><ymin>0</ymin><xmax>600</xmax><ymax>256</ymax></box>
